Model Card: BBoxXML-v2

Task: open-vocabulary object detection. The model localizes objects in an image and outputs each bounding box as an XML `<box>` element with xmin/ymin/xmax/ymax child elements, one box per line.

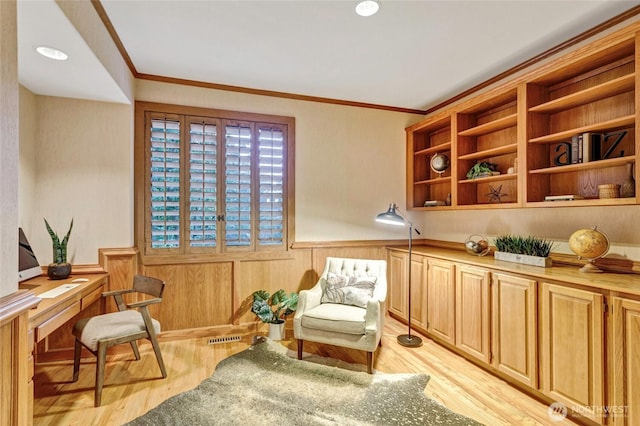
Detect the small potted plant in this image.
<box><xmin>493</xmin><ymin>234</ymin><xmax>554</xmax><ymax>267</ymax></box>
<box><xmin>251</xmin><ymin>289</ymin><xmax>298</xmax><ymax>340</ymax></box>
<box><xmin>44</xmin><ymin>218</ymin><xmax>73</xmax><ymax>280</ymax></box>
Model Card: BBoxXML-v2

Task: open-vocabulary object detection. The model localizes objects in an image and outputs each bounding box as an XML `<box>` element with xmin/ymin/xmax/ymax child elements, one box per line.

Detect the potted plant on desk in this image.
<box><xmin>251</xmin><ymin>289</ymin><xmax>298</xmax><ymax>340</ymax></box>
<box><xmin>44</xmin><ymin>218</ymin><xmax>73</xmax><ymax>280</ymax></box>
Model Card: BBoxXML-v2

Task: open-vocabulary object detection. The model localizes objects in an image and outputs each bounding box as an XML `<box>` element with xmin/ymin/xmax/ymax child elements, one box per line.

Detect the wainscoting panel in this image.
<box><xmin>141</xmin><ymin>262</ymin><xmax>234</xmax><ymax>331</ymax></box>
<box><xmin>235</xmin><ymin>249</ymin><xmax>314</xmax><ymax>324</ymax></box>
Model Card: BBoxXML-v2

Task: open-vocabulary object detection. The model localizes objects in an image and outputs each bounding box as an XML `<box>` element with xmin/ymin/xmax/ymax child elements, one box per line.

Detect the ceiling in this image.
<box><xmin>17</xmin><ymin>0</ymin><xmax>640</xmax><ymax>111</ymax></box>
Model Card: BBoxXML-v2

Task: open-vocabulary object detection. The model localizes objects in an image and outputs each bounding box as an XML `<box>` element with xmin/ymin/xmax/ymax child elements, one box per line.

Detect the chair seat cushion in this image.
<box><xmin>300</xmin><ymin>303</ymin><xmax>366</xmax><ymax>335</ymax></box>
<box><xmin>73</xmin><ymin>310</ymin><xmax>161</xmax><ymax>351</ymax></box>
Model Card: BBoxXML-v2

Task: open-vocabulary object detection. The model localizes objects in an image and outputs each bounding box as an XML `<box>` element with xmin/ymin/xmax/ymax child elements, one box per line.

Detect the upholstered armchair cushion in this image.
<box><xmin>294</xmin><ymin>257</ymin><xmax>387</xmax><ymax>373</ymax></box>
<box><xmin>73</xmin><ymin>310</ymin><xmax>161</xmax><ymax>352</ymax></box>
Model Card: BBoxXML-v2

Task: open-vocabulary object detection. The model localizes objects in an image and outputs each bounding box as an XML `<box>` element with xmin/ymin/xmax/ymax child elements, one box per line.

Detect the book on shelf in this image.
<box><xmin>569</xmin><ymin>132</ymin><xmax>603</xmax><ymax>164</ymax></box>
<box><xmin>571</xmin><ymin>134</ymin><xmax>583</xmax><ymax>164</ymax></box>
<box><xmin>423</xmin><ymin>200</ymin><xmax>446</xmax><ymax>207</ymax></box>
<box><xmin>582</xmin><ymin>132</ymin><xmax>601</xmax><ymax>162</ymax></box>
<box><xmin>544</xmin><ymin>194</ymin><xmax>585</xmax><ymax>201</ymax></box>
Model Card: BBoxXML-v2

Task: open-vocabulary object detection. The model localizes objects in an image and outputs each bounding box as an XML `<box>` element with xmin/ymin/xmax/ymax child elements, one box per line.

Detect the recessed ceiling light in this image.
<box><xmin>36</xmin><ymin>46</ymin><xmax>69</xmax><ymax>61</ymax></box>
<box><xmin>355</xmin><ymin>0</ymin><xmax>380</xmax><ymax>17</ymax></box>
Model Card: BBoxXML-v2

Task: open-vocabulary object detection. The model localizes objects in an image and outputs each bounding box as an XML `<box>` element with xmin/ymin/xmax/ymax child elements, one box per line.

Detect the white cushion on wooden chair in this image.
<box><xmin>73</xmin><ymin>310</ymin><xmax>161</xmax><ymax>351</ymax></box>
<box><xmin>300</xmin><ymin>303</ymin><xmax>366</xmax><ymax>335</ymax></box>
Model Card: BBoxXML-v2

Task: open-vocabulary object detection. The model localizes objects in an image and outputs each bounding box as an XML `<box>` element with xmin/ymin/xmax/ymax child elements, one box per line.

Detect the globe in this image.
<box><xmin>568</xmin><ymin>226</ymin><xmax>610</xmax><ymax>273</ymax></box>
<box><xmin>430</xmin><ymin>153</ymin><xmax>450</xmax><ymax>175</ymax></box>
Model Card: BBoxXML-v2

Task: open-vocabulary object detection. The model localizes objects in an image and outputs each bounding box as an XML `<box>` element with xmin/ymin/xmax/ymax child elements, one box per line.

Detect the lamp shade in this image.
<box><xmin>375</xmin><ymin>203</ymin><xmax>405</xmax><ymax>226</ymax></box>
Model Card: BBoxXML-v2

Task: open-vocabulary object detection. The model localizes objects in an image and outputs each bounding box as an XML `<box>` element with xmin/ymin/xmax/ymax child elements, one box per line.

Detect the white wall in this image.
<box><xmin>19</xmin><ymin>86</ymin><xmax>37</xmax><ymax>237</ymax></box>
<box><xmin>0</xmin><ymin>0</ymin><xmax>18</xmax><ymax>297</ymax></box>
<box><xmin>135</xmin><ymin>79</ymin><xmax>424</xmax><ymax>243</ymax></box>
<box><xmin>24</xmin><ymin>96</ymin><xmax>133</xmax><ymax>265</ymax></box>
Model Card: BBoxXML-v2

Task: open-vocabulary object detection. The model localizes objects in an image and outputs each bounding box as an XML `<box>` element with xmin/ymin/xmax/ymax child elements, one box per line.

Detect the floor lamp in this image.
<box><xmin>375</xmin><ymin>203</ymin><xmax>423</xmax><ymax>347</ymax></box>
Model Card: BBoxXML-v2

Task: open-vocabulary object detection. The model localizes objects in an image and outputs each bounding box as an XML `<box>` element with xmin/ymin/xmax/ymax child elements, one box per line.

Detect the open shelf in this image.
<box><xmin>529</xmin><ymin>115</ymin><xmax>635</xmax><ymax>144</ymax></box>
<box><xmin>415</xmin><ymin>142</ymin><xmax>451</xmax><ymax>157</ymax></box>
<box><xmin>459</xmin><ymin>173</ymin><xmax>517</xmax><ymax>184</ymax></box>
<box><xmin>458</xmin><ymin>114</ymin><xmax>518</xmax><ymax>137</ymax></box>
<box><xmin>529</xmin><ymin>73</ymin><xmax>635</xmax><ymax>113</ymax></box>
<box><xmin>458</xmin><ymin>143</ymin><xmax>517</xmax><ymax>161</ymax></box>
<box><xmin>416</xmin><ymin>176</ymin><xmax>452</xmax><ymax>185</ymax></box>
<box><xmin>529</xmin><ymin>156</ymin><xmax>635</xmax><ymax>174</ymax></box>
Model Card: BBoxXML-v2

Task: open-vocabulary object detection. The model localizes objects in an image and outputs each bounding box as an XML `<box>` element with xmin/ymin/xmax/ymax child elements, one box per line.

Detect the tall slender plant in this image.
<box><xmin>44</xmin><ymin>218</ymin><xmax>73</xmax><ymax>264</ymax></box>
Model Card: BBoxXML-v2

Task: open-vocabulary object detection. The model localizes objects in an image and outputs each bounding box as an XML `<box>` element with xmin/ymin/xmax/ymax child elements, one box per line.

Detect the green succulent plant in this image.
<box><xmin>44</xmin><ymin>218</ymin><xmax>73</xmax><ymax>264</ymax></box>
<box><xmin>493</xmin><ymin>234</ymin><xmax>554</xmax><ymax>257</ymax></box>
<box><xmin>466</xmin><ymin>161</ymin><xmax>498</xmax><ymax>180</ymax></box>
<box><xmin>251</xmin><ymin>289</ymin><xmax>298</xmax><ymax>324</ymax></box>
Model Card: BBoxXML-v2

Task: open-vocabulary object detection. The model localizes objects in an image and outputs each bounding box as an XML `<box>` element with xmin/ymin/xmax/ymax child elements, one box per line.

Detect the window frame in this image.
<box><xmin>134</xmin><ymin>101</ymin><xmax>295</xmax><ymax>264</ymax></box>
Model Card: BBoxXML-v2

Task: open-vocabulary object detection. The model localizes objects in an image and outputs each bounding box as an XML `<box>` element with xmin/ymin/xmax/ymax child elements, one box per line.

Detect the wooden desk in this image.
<box><xmin>20</xmin><ymin>273</ymin><xmax>109</xmax><ymax>342</ymax></box>
<box><xmin>17</xmin><ymin>272</ymin><xmax>108</xmax><ymax>426</ymax></box>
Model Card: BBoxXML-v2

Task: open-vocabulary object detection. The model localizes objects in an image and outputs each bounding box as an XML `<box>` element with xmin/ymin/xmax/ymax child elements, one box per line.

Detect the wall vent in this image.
<box><xmin>208</xmin><ymin>335</ymin><xmax>242</xmax><ymax>345</ymax></box>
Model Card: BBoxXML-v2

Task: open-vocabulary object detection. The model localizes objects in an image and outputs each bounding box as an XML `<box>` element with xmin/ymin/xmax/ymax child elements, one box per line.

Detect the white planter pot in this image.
<box><xmin>494</xmin><ymin>251</ymin><xmax>552</xmax><ymax>268</ymax></box>
<box><xmin>268</xmin><ymin>321</ymin><xmax>285</xmax><ymax>341</ymax></box>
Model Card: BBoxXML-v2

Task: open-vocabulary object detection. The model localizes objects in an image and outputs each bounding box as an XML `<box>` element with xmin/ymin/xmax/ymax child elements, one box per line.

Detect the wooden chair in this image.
<box><xmin>72</xmin><ymin>275</ymin><xmax>167</xmax><ymax>406</ymax></box>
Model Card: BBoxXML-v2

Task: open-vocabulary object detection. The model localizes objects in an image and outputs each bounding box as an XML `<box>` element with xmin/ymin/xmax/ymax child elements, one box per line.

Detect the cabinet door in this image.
<box><xmin>610</xmin><ymin>297</ymin><xmax>640</xmax><ymax>426</ymax></box>
<box><xmin>387</xmin><ymin>250</ymin><xmax>407</xmax><ymax>319</ymax></box>
<box><xmin>455</xmin><ymin>265</ymin><xmax>490</xmax><ymax>363</ymax></box>
<box><xmin>427</xmin><ymin>259</ymin><xmax>455</xmax><ymax>345</ymax></box>
<box><xmin>409</xmin><ymin>255</ymin><xmax>427</xmax><ymax>331</ymax></box>
<box><xmin>492</xmin><ymin>273</ymin><xmax>537</xmax><ymax>388</ymax></box>
<box><xmin>540</xmin><ymin>283</ymin><xmax>605</xmax><ymax>424</ymax></box>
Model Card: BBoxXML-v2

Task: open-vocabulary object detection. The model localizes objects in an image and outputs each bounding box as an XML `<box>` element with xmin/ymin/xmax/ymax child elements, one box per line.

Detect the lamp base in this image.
<box><xmin>397</xmin><ymin>334</ymin><xmax>422</xmax><ymax>347</ymax></box>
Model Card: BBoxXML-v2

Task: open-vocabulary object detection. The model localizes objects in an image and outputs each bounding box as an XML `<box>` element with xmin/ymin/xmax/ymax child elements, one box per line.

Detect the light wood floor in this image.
<box><xmin>33</xmin><ymin>315</ymin><xmax>577</xmax><ymax>425</ymax></box>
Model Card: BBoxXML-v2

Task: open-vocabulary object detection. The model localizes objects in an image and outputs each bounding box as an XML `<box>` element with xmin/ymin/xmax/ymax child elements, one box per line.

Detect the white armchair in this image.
<box><xmin>293</xmin><ymin>257</ymin><xmax>387</xmax><ymax>373</ymax></box>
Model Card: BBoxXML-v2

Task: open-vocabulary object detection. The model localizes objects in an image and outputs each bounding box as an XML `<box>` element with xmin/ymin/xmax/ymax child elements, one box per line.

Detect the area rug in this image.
<box><xmin>125</xmin><ymin>338</ymin><xmax>481</xmax><ymax>425</ymax></box>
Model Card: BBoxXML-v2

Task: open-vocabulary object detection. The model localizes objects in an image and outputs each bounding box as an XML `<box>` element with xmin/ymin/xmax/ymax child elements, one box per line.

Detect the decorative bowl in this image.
<box><xmin>465</xmin><ymin>234</ymin><xmax>490</xmax><ymax>256</ymax></box>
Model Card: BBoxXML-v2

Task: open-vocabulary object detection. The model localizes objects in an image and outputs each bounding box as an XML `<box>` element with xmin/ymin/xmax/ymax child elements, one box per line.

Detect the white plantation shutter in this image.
<box><xmin>189</xmin><ymin>119</ymin><xmax>218</xmax><ymax>248</ymax></box>
<box><xmin>141</xmin><ymin>105</ymin><xmax>291</xmax><ymax>258</ymax></box>
<box><xmin>149</xmin><ymin>117</ymin><xmax>181</xmax><ymax>249</ymax></box>
<box><xmin>224</xmin><ymin>123</ymin><xmax>252</xmax><ymax>249</ymax></box>
<box><xmin>258</xmin><ymin>126</ymin><xmax>285</xmax><ymax>247</ymax></box>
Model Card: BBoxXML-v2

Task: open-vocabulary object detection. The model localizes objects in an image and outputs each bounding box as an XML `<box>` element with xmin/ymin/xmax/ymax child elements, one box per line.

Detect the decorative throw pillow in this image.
<box><xmin>321</xmin><ymin>272</ymin><xmax>377</xmax><ymax>308</ymax></box>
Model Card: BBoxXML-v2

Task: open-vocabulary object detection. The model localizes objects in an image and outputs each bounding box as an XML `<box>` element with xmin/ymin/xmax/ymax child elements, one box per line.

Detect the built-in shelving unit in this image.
<box><xmin>406</xmin><ymin>21</ymin><xmax>639</xmax><ymax>210</ymax></box>
<box><xmin>407</xmin><ymin>114</ymin><xmax>452</xmax><ymax>209</ymax></box>
<box><xmin>456</xmin><ymin>89</ymin><xmax>519</xmax><ymax>208</ymax></box>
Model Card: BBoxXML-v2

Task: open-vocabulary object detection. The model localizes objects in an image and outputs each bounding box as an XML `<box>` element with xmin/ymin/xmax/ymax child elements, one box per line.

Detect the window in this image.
<box><xmin>135</xmin><ymin>102</ymin><xmax>294</xmax><ymax>260</ymax></box>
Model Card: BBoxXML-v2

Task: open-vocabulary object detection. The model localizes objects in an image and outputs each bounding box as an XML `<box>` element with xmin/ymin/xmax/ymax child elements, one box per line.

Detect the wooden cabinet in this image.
<box><xmin>387</xmin><ymin>250</ymin><xmax>427</xmax><ymax>330</ymax></box>
<box><xmin>540</xmin><ymin>282</ymin><xmax>605</xmax><ymax>424</ymax></box>
<box><xmin>455</xmin><ymin>265</ymin><xmax>490</xmax><ymax>363</ymax></box>
<box><xmin>491</xmin><ymin>272</ymin><xmax>538</xmax><ymax>388</ymax></box>
<box><xmin>406</xmin><ymin>21</ymin><xmax>639</xmax><ymax>210</ymax></box>
<box><xmin>610</xmin><ymin>296</ymin><xmax>640</xmax><ymax>425</ymax></box>
<box><xmin>409</xmin><ymin>254</ymin><xmax>428</xmax><ymax>330</ymax></box>
<box><xmin>426</xmin><ymin>258</ymin><xmax>456</xmax><ymax>345</ymax></box>
<box><xmin>387</xmin><ymin>250</ymin><xmax>407</xmax><ymax>319</ymax></box>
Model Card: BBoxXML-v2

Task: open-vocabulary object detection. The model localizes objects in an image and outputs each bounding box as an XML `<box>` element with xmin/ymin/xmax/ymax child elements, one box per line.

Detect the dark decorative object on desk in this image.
<box><xmin>44</xmin><ymin>218</ymin><xmax>73</xmax><ymax>280</ymax></box>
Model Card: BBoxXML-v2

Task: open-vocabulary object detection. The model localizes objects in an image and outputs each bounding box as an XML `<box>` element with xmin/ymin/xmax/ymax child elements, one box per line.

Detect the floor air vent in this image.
<box><xmin>208</xmin><ymin>335</ymin><xmax>242</xmax><ymax>345</ymax></box>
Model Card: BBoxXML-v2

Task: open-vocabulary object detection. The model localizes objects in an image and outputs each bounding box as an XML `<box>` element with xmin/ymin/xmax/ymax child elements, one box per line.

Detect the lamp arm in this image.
<box><xmin>394</xmin><ymin>205</ymin><xmax>421</xmax><ymax>235</ymax></box>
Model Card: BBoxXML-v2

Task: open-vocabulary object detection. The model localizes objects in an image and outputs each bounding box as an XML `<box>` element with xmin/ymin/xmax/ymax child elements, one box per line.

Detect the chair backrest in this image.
<box><xmin>133</xmin><ymin>275</ymin><xmax>165</xmax><ymax>298</ymax></box>
<box><xmin>320</xmin><ymin>257</ymin><xmax>387</xmax><ymax>302</ymax></box>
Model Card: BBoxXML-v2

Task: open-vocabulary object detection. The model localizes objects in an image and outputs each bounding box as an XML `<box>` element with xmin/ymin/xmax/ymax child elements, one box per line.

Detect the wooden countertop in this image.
<box><xmin>387</xmin><ymin>245</ymin><xmax>640</xmax><ymax>297</ymax></box>
<box><xmin>19</xmin><ymin>273</ymin><xmax>109</xmax><ymax>330</ymax></box>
